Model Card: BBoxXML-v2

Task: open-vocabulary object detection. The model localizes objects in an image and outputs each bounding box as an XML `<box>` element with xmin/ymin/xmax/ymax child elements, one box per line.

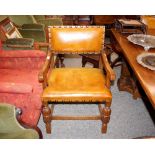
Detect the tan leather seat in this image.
<box><xmin>42</xmin><ymin>68</ymin><xmax>112</xmax><ymax>102</ymax></box>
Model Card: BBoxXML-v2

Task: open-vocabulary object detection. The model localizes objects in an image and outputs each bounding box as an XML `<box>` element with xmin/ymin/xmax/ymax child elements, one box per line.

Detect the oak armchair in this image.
<box><xmin>39</xmin><ymin>26</ymin><xmax>115</xmax><ymax>134</ymax></box>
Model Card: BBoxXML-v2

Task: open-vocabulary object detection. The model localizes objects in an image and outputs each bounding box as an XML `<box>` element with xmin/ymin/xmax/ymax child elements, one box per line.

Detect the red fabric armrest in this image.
<box><xmin>0</xmin><ymin>82</ymin><xmax>33</xmax><ymax>94</ymax></box>
<box><xmin>0</xmin><ymin>50</ymin><xmax>46</xmax><ymax>58</ymax></box>
<box><xmin>0</xmin><ymin>50</ymin><xmax>46</xmax><ymax>69</ymax></box>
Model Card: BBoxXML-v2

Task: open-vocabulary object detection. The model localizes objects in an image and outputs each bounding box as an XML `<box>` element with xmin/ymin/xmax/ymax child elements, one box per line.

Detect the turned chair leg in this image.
<box><xmin>42</xmin><ymin>102</ymin><xmax>52</xmax><ymax>134</ymax></box>
<box><xmin>101</xmin><ymin>101</ymin><xmax>111</xmax><ymax>133</ymax></box>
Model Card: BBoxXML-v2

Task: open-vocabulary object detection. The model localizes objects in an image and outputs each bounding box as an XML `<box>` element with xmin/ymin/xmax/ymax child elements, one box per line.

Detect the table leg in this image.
<box><xmin>117</xmin><ymin>59</ymin><xmax>140</xmax><ymax>99</ymax></box>
<box><xmin>42</xmin><ymin>101</ymin><xmax>51</xmax><ymax>133</ymax></box>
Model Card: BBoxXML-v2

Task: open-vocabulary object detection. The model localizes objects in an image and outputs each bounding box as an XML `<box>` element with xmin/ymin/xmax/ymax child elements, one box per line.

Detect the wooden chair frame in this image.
<box><xmin>38</xmin><ymin>26</ymin><xmax>115</xmax><ymax>134</ymax></box>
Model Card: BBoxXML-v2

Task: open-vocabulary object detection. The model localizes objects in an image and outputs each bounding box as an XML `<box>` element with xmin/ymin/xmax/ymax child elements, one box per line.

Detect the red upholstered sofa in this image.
<box><xmin>0</xmin><ymin>49</ymin><xmax>46</xmax><ymax>127</ymax></box>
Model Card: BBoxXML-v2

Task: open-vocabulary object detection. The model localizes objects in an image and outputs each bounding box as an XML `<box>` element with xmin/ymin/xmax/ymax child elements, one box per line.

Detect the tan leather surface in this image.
<box><xmin>42</xmin><ymin>68</ymin><xmax>112</xmax><ymax>102</ymax></box>
<box><xmin>49</xmin><ymin>26</ymin><xmax>104</xmax><ymax>54</ymax></box>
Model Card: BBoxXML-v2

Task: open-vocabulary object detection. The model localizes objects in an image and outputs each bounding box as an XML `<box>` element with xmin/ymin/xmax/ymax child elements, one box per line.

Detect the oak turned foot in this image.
<box><xmin>101</xmin><ymin>102</ymin><xmax>111</xmax><ymax>134</ymax></box>
<box><xmin>42</xmin><ymin>102</ymin><xmax>52</xmax><ymax>134</ymax></box>
<box><xmin>46</xmin><ymin>123</ymin><xmax>52</xmax><ymax>134</ymax></box>
<box><xmin>101</xmin><ymin>124</ymin><xmax>107</xmax><ymax>133</ymax></box>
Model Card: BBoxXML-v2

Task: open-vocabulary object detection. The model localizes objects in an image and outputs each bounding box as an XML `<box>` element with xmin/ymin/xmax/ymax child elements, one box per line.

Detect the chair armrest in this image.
<box><xmin>38</xmin><ymin>51</ymin><xmax>54</xmax><ymax>88</ymax></box>
<box><xmin>0</xmin><ymin>50</ymin><xmax>46</xmax><ymax>69</ymax></box>
<box><xmin>0</xmin><ymin>50</ymin><xmax>46</xmax><ymax>58</ymax></box>
<box><xmin>101</xmin><ymin>51</ymin><xmax>116</xmax><ymax>82</ymax></box>
<box><xmin>0</xmin><ymin>82</ymin><xmax>33</xmax><ymax>94</ymax></box>
<box><xmin>33</xmin><ymin>42</ymin><xmax>49</xmax><ymax>50</ymax></box>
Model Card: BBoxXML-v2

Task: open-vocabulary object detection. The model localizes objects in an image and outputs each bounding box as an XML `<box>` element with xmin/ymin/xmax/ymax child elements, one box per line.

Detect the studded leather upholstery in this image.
<box><xmin>42</xmin><ymin>68</ymin><xmax>112</xmax><ymax>102</ymax></box>
<box><xmin>49</xmin><ymin>26</ymin><xmax>104</xmax><ymax>54</ymax></box>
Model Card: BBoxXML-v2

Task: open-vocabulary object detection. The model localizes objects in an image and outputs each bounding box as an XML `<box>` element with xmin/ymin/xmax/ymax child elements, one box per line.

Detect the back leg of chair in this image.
<box><xmin>58</xmin><ymin>54</ymin><xmax>65</xmax><ymax>67</ymax></box>
<box><xmin>82</xmin><ymin>56</ymin><xmax>87</xmax><ymax>67</ymax></box>
<box><xmin>101</xmin><ymin>101</ymin><xmax>111</xmax><ymax>133</ymax></box>
<box><xmin>42</xmin><ymin>101</ymin><xmax>52</xmax><ymax>133</ymax></box>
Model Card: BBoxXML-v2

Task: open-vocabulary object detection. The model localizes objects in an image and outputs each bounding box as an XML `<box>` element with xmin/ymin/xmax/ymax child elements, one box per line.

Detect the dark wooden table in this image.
<box><xmin>111</xmin><ymin>28</ymin><xmax>155</xmax><ymax>109</ymax></box>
